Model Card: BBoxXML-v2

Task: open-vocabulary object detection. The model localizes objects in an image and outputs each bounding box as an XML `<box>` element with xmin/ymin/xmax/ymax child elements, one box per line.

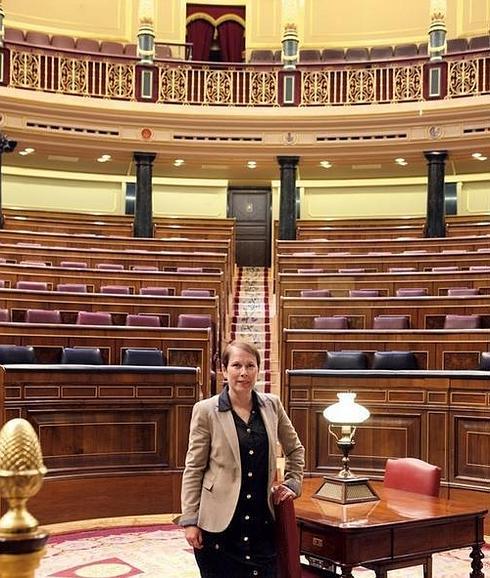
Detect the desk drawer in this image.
<box><xmin>301</xmin><ymin>528</ymin><xmax>337</xmax><ymax>559</ymax></box>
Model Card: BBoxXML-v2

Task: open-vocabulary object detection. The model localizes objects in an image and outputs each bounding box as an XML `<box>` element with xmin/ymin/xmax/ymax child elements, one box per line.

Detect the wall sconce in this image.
<box><xmin>0</xmin><ymin>3</ymin><xmax>5</xmax><ymax>47</ymax></box>
<box><xmin>282</xmin><ymin>23</ymin><xmax>299</xmax><ymax>70</ymax></box>
<box><xmin>313</xmin><ymin>392</ymin><xmax>379</xmax><ymax>504</ymax></box>
<box><xmin>428</xmin><ymin>0</ymin><xmax>447</xmax><ymax>62</ymax></box>
<box><xmin>137</xmin><ymin>0</ymin><xmax>155</xmax><ymax>64</ymax></box>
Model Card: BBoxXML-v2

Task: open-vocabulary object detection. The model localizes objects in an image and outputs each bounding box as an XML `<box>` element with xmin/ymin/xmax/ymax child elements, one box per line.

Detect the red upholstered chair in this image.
<box><xmin>126</xmin><ymin>314</ymin><xmax>160</xmax><ymax>327</ymax></box>
<box><xmin>249</xmin><ymin>49</ymin><xmax>274</xmax><ymax>63</ymax></box>
<box><xmin>0</xmin><ymin>280</ymin><xmax>5</xmax><ymax>288</ymax></box>
<box><xmin>365</xmin><ymin>458</ymin><xmax>442</xmax><ymax>578</ymax></box>
<box><xmin>444</xmin><ymin>314</ymin><xmax>481</xmax><ymax>329</ymax></box>
<box><xmin>274</xmin><ymin>498</ymin><xmax>330</xmax><ymax>578</ymax></box>
<box><xmin>431</xmin><ymin>266</ymin><xmax>458</xmax><ymax>272</ymax></box>
<box><xmin>132</xmin><ymin>266</ymin><xmax>159</xmax><ymax>271</ymax></box>
<box><xmin>124</xmin><ymin>44</ymin><xmax>138</xmax><ymax>57</ymax></box>
<box><xmin>20</xmin><ymin>260</ymin><xmax>47</xmax><ymax>267</ymax></box>
<box><xmin>345</xmin><ymin>47</ymin><xmax>369</xmax><ymax>61</ymax></box>
<box><xmin>370</xmin><ymin>45</ymin><xmax>394</xmax><ymax>60</ymax></box>
<box><xmin>176</xmin><ymin>267</ymin><xmax>203</xmax><ymax>273</ymax></box>
<box><xmin>76</xmin><ymin>311</ymin><xmax>112</xmax><ymax>325</ymax></box>
<box><xmin>447</xmin><ymin>287</ymin><xmax>479</xmax><ymax>296</ymax></box>
<box><xmin>177</xmin><ymin>314</ymin><xmax>212</xmax><ymax>328</ymax></box>
<box><xmin>313</xmin><ymin>316</ymin><xmax>348</xmax><ymax>329</ymax></box>
<box><xmin>396</xmin><ymin>288</ymin><xmax>427</xmax><ymax>297</ymax></box>
<box><xmin>16</xmin><ymin>281</ymin><xmax>49</xmax><ymax>291</ymax></box>
<box><xmin>25</xmin><ymin>309</ymin><xmax>61</xmax><ymax>324</ymax></box>
<box><xmin>181</xmin><ymin>289</ymin><xmax>211</xmax><ymax>297</ymax></box>
<box><xmin>25</xmin><ymin>31</ymin><xmax>50</xmax><ymax>46</ymax></box>
<box><xmin>447</xmin><ymin>38</ymin><xmax>469</xmax><ymax>53</ymax></box>
<box><xmin>299</xmin><ymin>49</ymin><xmax>322</xmax><ymax>63</ymax></box>
<box><xmin>349</xmin><ymin>289</ymin><xmax>380</xmax><ymax>297</ymax></box>
<box><xmin>140</xmin><ymin>287</ymin><xmax>170</xmax><ymax>296</ymax></box>
<box><xmin>468</xmin><ymin>35</ymin><xmax>490</xmax><ymax>50</ymax></box>
<box><xmin>51</xmin><ymin>35</ymin><xmax>76</xmax><ymax>50</ymax></box>
<box><xmin>394</xmin><ymin>43</ymin><xmax>418</xmax><ymax>58</ymax></box>
<box><xmin>4</xmin><ymin>28</ymin><xmax>25</xmax><ymax>42</ymax></box>
<box><xmin>100</xmin><ymin>285</ymin><xmax>130</xmax><ymax>294</ymax></box>
<box><xmin>469</xmin><ymin>266</ymin><xmax>490</xmax><ymax>272</ymax></box>
<box><xmin>0</xmin><ymin>309</ymin><xmax>10</xmax><ymax>322</ymax></box>
<box><xmin>300</xmin><ymin>289</ymin><xmax>331</xmax><ymax>298</ymax></box>
<box><xmin>389</xmin><ymin>267</ymin><xmax>416</xmax><ymax>272</ymax></box>
<box><xmin>96</xmin><ymin>263</ymin><xmax>124</xmax><ymax>271</ymax></box>
<box><xmin>338</xmin><ymin>268</ymin><xmax>365</xmax><ymax>273</ymax></box>
<box><xmin>100</xmin><ymin>41</ymin><xmax>124</xmax><ymax>55</ymax></box>
<box><xmin>373</xmin><ymin>315</ymin><xmax>410</xmax><ymax>329</ymax></box>
<box><xmin>155</xmin><ymin>44</ymin><xmax>172</xmax><ymax>59</ymax></box>
<box><xmin>75</xmin><ymin>38</ymin><xmax>100</xmax><ymax>53</ymax></box>
<box><xmin>321</xmin><ymin>48</ymin><xmax>345</xmax><ymax>62</ymax></box>
<box><xmin>57</xmin><ymin>283</ymin><xmax>88</xmax><ymax>293</ymax></box>
<box><xmin>60</xmin><ymin>261</ymin><xmax>88</xmax><ymax>268</ymax></box>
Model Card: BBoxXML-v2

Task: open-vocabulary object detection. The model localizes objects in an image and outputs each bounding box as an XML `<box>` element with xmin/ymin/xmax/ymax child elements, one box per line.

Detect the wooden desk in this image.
<box><xmin>296</xmin><ymin>478</ymin><xmax>486</xmax><ymax>578</ymax></box>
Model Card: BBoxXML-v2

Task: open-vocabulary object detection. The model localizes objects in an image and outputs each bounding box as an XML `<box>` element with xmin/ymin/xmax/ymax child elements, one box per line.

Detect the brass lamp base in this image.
<box><xmin>313</xmin><ymin>476</ymin><xmax>379</xmax><ymax>505</ymax></box>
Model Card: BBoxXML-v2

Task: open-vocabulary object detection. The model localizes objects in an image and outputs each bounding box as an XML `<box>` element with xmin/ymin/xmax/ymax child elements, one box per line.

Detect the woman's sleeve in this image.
<box><xmin>276</xmin><ymin>398</ymin><xmax>305</xmax><ymax>497</ymax></box>
<box><xmin>176</xmin><ymin>401</ymin><xmax>211</xmax><ymax>527</ymax></box>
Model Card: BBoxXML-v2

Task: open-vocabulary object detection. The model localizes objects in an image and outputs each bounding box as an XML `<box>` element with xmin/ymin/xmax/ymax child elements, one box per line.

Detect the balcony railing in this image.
<box><xmin>2</xmin><ymin>42</ymin><xmax>489</xmax><ymax>107</ymax></box>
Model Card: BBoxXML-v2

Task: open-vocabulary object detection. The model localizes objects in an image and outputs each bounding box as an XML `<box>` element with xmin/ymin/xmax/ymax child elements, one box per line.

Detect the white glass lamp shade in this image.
<box><xmin>323</xmin><ymin>392</ymin><xmax>370</xmax><ymax>425</ymax></box>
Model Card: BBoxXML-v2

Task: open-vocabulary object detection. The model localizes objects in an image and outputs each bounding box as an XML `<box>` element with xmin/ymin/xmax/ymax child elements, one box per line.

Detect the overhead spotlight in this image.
<box><xmin>395</xmin><ymin>158</ymin><xmax>408</xmax><ymax>166</ymax></box>
<box><xmin>18</xmin><ymin>147</ymin><xmax>35</xmax><ymax>156</ymax></box>
<box><xmin>97</xmin><ymin>156</ymin><xmax>110</xmax><ymax>163</ymax></box>
<box><xmin>320</xmin><ymin>161</ymin><xmax>332</xmax><ymax>168</ymax></box>
<box><xmin>173</xmin><ymin>159</ymin><xmax>184</xmax><ymax>166</ymax></box>
<box><xmin>472</xmin><ymin>152</ymin><xmax>487</xmax><ymax>161</ymax></box>
<box><xmin>247</xmin><ymin>161</ymin><xmax>257</xmax><ymax>169</ymax></box>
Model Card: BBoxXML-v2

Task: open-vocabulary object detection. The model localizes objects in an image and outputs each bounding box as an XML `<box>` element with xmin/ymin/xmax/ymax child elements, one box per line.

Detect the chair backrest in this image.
<box><xmin>298</xmin><ymin>268</ymin><xmax>323</xmax><ymax>274</ymax></box>
<box><xmin>61</xmin><ymin>347</ymin><xmax>103</xmax><ymax>365</ymax></box>
<box><xmin>16</xmin><ymin>281</ymin><xmax>49</xmax><ymax>291</ymax></box>
<box><xmin>100</xmin><ymin>285</ymin><xmax>130</xmax><ymax>294</ymax></box>
<box><xmin>126</xmin><ymin>314</ymin><xmax>161</xmax><ymax>327</ymax></box>
<box><xmin>0</xmin><ymin>280</ymin><xmax>5</xmax><ymax>288</ymax></box>
<box><xmin>122</xmin><ymin>348</ymin><xmax>166</xmax><ymax>366</ymax></box>
<box><xmin>349</xmin><ymin>289</ymin><xmax>380</xmax><ymax>297</ymax></box>
<box><xmin>177</xmin><ymin>314</ymin><xmax>212</xmax><ymax>328</ymax></box>
<box><xmin>181</xmin><ymin>289</ymin><xmax>211</xmax><ymax>297</ymax></box>
<box><xmin>132</xmin><ymin>266</ymin><xmax>159</xmax><ymax>271</ymax></box>
<box><xmin>372</xmin><ymin>351</ymin><xmax>418</xmax><ymax>370</ymax></box>
<box><xmin>60</xmin><ymin>261</ymin><xmax>88</xmax><ymax>268</ymax></box>
<box><xmin>389</xmin><ymin>267</ymin><xmax>417</xmax><ymax>272</ymax></box>
<box><xmin>469</xmin><ymin>266</ymin><xmax>490</xmax><ymax>272</ymax></box>
<box><xmin>384</xmin><ymin>458</ymin><xmax>441</xmax><ymax>497</ymax></box>
<box><xmin>321</xmin><ymin>48</ymin><xmax>345</xmax><ymax>62</ymax></box>
<box><xmin>314</xmin><ymin>316</ymin><xmax>348</xmax><ymax>329</ymax></box>
<box><xmin>345</xmin><ymin>47</ymin><xmax>369</xmax><ymax>61</ymax></box>
<box><xmin>338</xmin><ymin>268</ymin><xmax>365</xmax><ymax>273</ymax></box>
<box><xmin>447</xmin><ymin>287</ymin><xmax>479</xmax><ymax>296</ymax></box>
<box><xmin>75</xmin><ymin>38</ymin><xmax>100</xmax><ymax>53</ymax></box>
<box><xmin>0</xmin><ymin>345</ymin><xmax>37</xmax><ymax>364</ymax></box>
<box><xmin>177</xmin><ymin>267</ymin><xmax>202</xmax><ymax>273</ymax></box>
<box><xmin>431</xmin><ymin>266</ymin><xmax>458</xmax><ymax>272</ymax></box>
<box><xmin>299</xmin><ymin>49</ymin><xmax>321</xmax><ymax>62</ymax></box>
<box><xmin>76</xmin><ymin>311</ymin><xmax>112</xmax><ymax>325</ymax></box>
<box><xmin>20</xmin><ymin>260</ymin><xmax>47</xmax><ymax>267</ymax></box>
<box><xmin>479</xmin><ymin>352</ymin><xmax>490</xmax><ymax>370</ymax></box>
<box><xmin>26</xmin><ymin>31</ymin><xmax>50</xmax><ymax>46</ymax></box>
<box><xmin>57</xmin><ymin>283</ymin><xmax>88</xmax><ymax>293</ymax></box>
<box><xmin>300</xmin><ymin>289</ymin><xmax>331</xmax><ymax>298</ymax></box>
<box><xmin>140</xmin><ymin>287</ymin><xmax>170</xmax><ymax>296</ymax></box>
<box><xmin>0</xmin><ymin>309</ymin><xmax>10</xmax><ymax>322</ymax></box>
<box><xmin>25</xmin><ymin>309</ymin><xmax>61</xmax><ymax>324</ymax></box>
<box><xmin>370</xmin><ymin>45</ymin><xmax>393</xmax><ymax>60</ymax></box>
<box><xmin>100</xmin><ymin>41</ymin><xmax>124</xmax><ymax>55</ymax></box>
<box><xmin>468</xmin><ymin>35</ymin><xmax>490</xmax><ymax>50</ymax></box>
<box><xmin>444</xmin><ymin>314</ymin><xmax>481</xmax><ymax>329</ymax></box>
<box><xmin>373</xmin><ymin>315</ymin><xmax>410</xmax><ymax>329</ymax></box>
<box><xmin>446</xmin><ymin>38</ymin><xmax>468</xmax><ymax>53</ymax></box>
<box><xmin>394</xmin><ymin>43</ymin><xmax>418</xmax><ymax>58</ymax></box>
<box><xmin>324</xmin><ymin>351</ymin><xmax>368</xmax><ymax>370</ymax></box>
<box><xmin>274</xmin><ymin>498</ymin><xmax>302</xmax><ymax>578</ymax></box>
<box><xmin>51</xmin><ymin>35</ymin><xmax>76</xmax><ymax>50</ymax></box>
<box><xmin>396</xmin><ymin>288</ymin><xmax>427</xmax><ymax>297</ymax></box>
<box><xmin>96</xmin><ymin>263</ymin><xmax>124</xmax><ymax>270</ymax></box>
<box><xmin>249</xmin><ymin>49</ymin><xmax>274</xmax><ymax>63</ymax></box>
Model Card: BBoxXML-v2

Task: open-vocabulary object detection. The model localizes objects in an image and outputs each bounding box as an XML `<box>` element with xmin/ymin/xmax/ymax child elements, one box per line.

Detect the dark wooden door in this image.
<box><xmin>228</xmin><ymin>188</ymin><xmax>271</xmax><ymax>267</ymax></box>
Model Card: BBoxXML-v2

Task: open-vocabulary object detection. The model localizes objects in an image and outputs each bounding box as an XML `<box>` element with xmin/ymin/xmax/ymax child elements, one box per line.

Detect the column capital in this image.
<box><xmin>424</xmin><ymin>150</ymin><xmax>448</xmax><ymax>163</ymax></box>
<box><xmin>277</xmin><ymin>156</ymin><xmax>300</xmax><ymax>169</ymax></box>
<box><xmin>133</xmin><ymin>152</ymin><xmax>157</xmax><ymax>164</ymax></box>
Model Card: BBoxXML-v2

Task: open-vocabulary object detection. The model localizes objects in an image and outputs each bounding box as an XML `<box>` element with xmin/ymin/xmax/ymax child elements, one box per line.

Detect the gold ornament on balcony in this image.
<box><xmin>0</xmin><ymin>418</ymin><xmax>47</xmax><ymax>534</ymax></box>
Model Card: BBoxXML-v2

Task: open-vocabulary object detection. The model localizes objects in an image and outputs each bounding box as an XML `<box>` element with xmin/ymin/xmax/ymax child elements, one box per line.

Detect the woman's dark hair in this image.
<box><xmin>221</xmin><ymin>341</ymin><xmax>261</xmax><ymax>369</ymax></box>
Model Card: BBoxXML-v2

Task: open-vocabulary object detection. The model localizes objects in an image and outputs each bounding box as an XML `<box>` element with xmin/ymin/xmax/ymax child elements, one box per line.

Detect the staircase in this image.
<box><xmin>229</xmin><ymin>267</ymin><xmax>279</xmax><ymax>393</ymax></box>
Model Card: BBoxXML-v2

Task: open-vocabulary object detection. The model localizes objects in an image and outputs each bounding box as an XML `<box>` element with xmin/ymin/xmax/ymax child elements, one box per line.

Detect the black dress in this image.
<box><xmin>194</xmin><ymin>388</ymin><xmax>277</xmax><ymax>578</ymax></box>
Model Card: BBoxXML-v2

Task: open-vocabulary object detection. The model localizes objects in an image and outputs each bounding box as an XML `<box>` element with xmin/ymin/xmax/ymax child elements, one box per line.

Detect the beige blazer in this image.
<box><xmin>178</xmin><ymin>391</ymin><xmax>305</xmax><ymax>533</ymax></box>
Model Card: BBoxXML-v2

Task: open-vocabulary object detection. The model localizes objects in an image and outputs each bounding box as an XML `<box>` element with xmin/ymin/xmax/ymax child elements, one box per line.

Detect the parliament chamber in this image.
<box><xmin>0</xmin><ymin>0</ymin><xmax>489</xmax><ymax>576</ymax></box>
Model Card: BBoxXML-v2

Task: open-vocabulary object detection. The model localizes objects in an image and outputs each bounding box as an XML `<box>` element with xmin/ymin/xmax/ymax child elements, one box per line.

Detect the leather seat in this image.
<box><xmin>177</xmin><ymin>314</ymin><xmax>212</xmax><ymax>328</ymax></box>
<box><xmin>372</xmin><ymin>351</ymin><xmax>418</xmax><ymax>370</ymax></box>
<box><xmin>373</xmin><ymin>315</ymin><xmax>409</xmax><ymax>329</ymax></box>
<box><xmin>298</xmin><ymin>268</ymin><xmax>323</xmax><ymax>274</ymax></box>
<box><xmin>0</xmin><ymin>309</ymin><xmax>10</xmax><ymax>322</ymax></box>
<box><xmin>444</xmin><ymin>314</ymin><xmax>481</xmax><ymax>329</ymax></box>
<box><xmin>16</xmin><ymin>281</ymin><xmax>49</xmax><ymax>291</ymax></box>
<box><xmin>96</xmin><ymin>263</ymin><xmax>124</xmax><ymax>271</ymax></box>
<box><xmin>61</xmin><ymin>347</ymin><xmax>103</xmax><ymax>364</ymax></box>
<box><xmin>100</xmin><ymin>285</ymin><xmax>131</xmax><ymax>294</ymax></box>
<box><xmin>76</xmin><ymin>311</ymin><xmax>112</xmax><ymax>325</ymax></box>
<box><xmin>57</xmin><ymin>283</ymin><xmax>88</xmax><ymax>293</ymax></box>
<box><xmin>181</xmin><ymin>289</ymin><xmax>211</xmax><ymax>297</ymax></box>
<box><xmin>126</xmin><ymin>314</ymin><xmax>160</xmax><ymax>327</ymax></box>
<box><xmin>177</xmin><ymin>267</ymin><xmax>202</xmax><ymax>273</ymax></box>
<box><xmin>25</xmin><ymin>309</ymin><xmax>61</xmax><ymax>323</ymax></box>
<box><xmin>396</xmin><ymin>288</ymin><xmax>427</xmax><ymax>297</ymax></box>
<box><xmin>314</xmin><ymin>316</ymin><xmax>348</xmax><ymax>329</ymax></box>
<box><xmin>349</xmin><ymin>289</ymin><xmax>380</xmax><ymax>297</ymax></box>
<box><xmin>300</xmin><ymin>289</ymin><xmax>331</xmax><ymax>298</ymax></box>
<box><xmin>479</xmin><ymin>352</ymin><xmax>490</xmax><ymax>370</ymax></box>
<box><xmin>324</xmin><ymin>351</ymin><xmax>368</xmax><ymax>370</ymax></box>
<box><xmin>0</xmin><ymin>345</ymin><xmax>37</xmax><ymax>364</ymax></box>
<box><xmin>60</xmin><ymin>261</ymin><xmax>88</xmax><ymax>268</ymax></box>
<box><xmin>447</xmin><ymin>287</ymin><xmax>479</xmax><ymax>296</ymax></box>
<box><xmin>122</xmin><ymin>348</ymin><xmax>166</xmax><ymax>366</ymax></box>
<box><xmin>140</xmin><ymin>287</ymin><xmax>170</xmax><ymax>296</ymax></box>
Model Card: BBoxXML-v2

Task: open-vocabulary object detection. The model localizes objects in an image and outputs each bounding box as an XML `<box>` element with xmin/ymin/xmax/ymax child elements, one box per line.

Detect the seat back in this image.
<box><xmin>444</xmin><ymin>314</ymin><xmax>481</xmax><ymax>329</ymax></box>
<box><xmin>447</xmin><ymin>287</ymin><xmax>479</xmax><ymax>296</ymax></box>
<box><xmin>300</xmin><ymin>289</ymin><xmax>331</xmax><ymax>298</ymax></box>
<box><xmin>314</xmin><ymin>316</ymin><xmax>348</xmax><ymax>329</ymax></box>
<box><xmin>338</xmin><ymin>268</ymin><xmax>365</xmax><ymax>273</ymax></box>
<box><xmin>20</xmin><ymin>260</ymin><xmax>47</xmax><ymax>267</ymax></box>
<box><xmin>122</xmin><ymin>348</ymin><xmax>166</xmax><ymax>366</ymax></box>
<box><xmin>60</xmin><ymin>261</ymin><xmax>88</xmax><ymax>268</ymax></box>
<box><xmin>140</xmin><ymin>287</ymin><xmax>170</xmax><ymax>296</ymax></box>
<box><xmin>132</xmin><ymin>266</ymin><xmax>159</xmax><ymax>271</ymax></box>
<box><xmin>389</xmin><ymin>267</ymin><xmax>416</xmax><ymax>273</ymax></box>
<box><xmin>57</xmin><ymin>283</ymin><xmax>88</xmax><ymax>293</ymax></box>
<box><xmin>0</xmin><ymin>309</ymin><xmax>10</xmax><ymax>322</ymax></box>
<box><xmin>177</xmin><ymin>314</ymin><xmax>212</xmax><ymax>328</ymax></box>
<box><xmin>181</xmin><ymin>289</ymin><xmax>211</xmax><ymax>297</ymax></box>
<box><xmin>100</xmin><ymin>285</ymin><xmax>130</xmax><ymax>294</ymax></box>
<box><xmin>25</xmin><ymin>309</ymin><xmax>61</xmax><ymax>324</ymax></box>
<box><xmin>76</xmin><ymin>311</ymin><xmax>112</xmax><ymax>325</ymax></box>
<box><xmin>396</xmin><ymin>288</ymin><xmax>427</xmax><ymax>296</ymax></box>
<box><xmin>61</xmin><ymin>347</ymin><xmax>103</xmax><ymax>365</ymax></box>
<box><xmin>372</xmin><ymin>351</ymin><xmax>418</xmax><ymax>370</ymax></box>
<box><xmin>0</xmin><ymin>345</ymin><xmax>37</xmax><ymax>364</ymax></box>
<box><xmin>349</xmin><ymin>289</ymin><xmax>380</xmax><ymax>297</ymax></box>
<box><xmin>384</xmin><ymin>458</ymin><xmax>441</xmax><ymax>497</ymax></box>
<box><xmin>298</xmin><ymin>268</ymin><xmax>323</xmax><ymax>274</ymax></box>
<box><xmin>16</xmin><ymin>281</ymin><xmax>49</xmax><ymax>291</ymax></box>
<box><xmin>373</xmin><ymin>315</ymin><xmax>409</xmax><ymax>329</ymax></box>
<box><xmin>51</xmin><ymin>35</ymin><xmax>76</xmax><ymax>50</ymax></box>
<box><xmin>96</xmin><ymin>263</ymin><xmax>124</xmax><ymax>270</ymax></box>
<box><xmin>126</xmin><ymin>314</ymin><xmax>160</xmax><ymax>327</ymax></box>
<box><xmin>177</xmin><ymin>267</ymin><xmax>203</xmax><ymax>273</ymax></box>
<box><xmin>479</xmin><ymin>352</ymin><xmax>490</xmax><ymax>370</ymax></box>
<box><xmin>325</xmin><ymin>351</ymin><xmax>368</xmax><ymax>370</ymax></box>
<box><xmin>274</xmin><ymin>498</ymin><xmax>302</xmax><ymax>578</ymax></box>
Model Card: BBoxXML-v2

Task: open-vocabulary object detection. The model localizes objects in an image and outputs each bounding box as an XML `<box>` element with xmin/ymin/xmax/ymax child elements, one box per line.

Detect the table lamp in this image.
<box><xmin>313</xmin><ymin>392</ymin><xmax>379</xmax><ymax>504</ymax></box>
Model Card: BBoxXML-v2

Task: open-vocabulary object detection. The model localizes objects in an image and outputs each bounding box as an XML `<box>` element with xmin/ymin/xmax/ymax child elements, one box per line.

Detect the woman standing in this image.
<box><xmin>178</xmin><ymin>340</ymin><xmax>305</xmax><ymax>578</ymax></box>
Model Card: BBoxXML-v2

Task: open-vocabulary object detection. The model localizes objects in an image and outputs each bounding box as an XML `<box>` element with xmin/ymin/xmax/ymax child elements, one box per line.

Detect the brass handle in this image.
<box><xmin>312</xmin><ymin>537</ymin><xmax>323</xmax><ymax>548</ymax></box>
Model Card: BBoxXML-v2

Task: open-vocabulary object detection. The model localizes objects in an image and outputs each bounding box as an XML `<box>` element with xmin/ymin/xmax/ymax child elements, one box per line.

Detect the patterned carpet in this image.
<box><xmin>39</xmin><ymin>523</ymin><xmax>489</xmax><ymax>577</ymax></box>
<box><xmin>230</xmin><ymin>267</ymin><xmax>271</xmax><ymax>392</ymax></box>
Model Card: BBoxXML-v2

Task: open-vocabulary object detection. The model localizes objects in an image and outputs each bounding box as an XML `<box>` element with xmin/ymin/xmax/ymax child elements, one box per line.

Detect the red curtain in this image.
<box><xmin>218</xmin><ymin>20</ymin><xmax>245</xmax><ymax>63</ymax></box>
<box><xmin>186</xmin><ymin>19</ymin><xmax>214</xmax><ymax>61</ymax></box>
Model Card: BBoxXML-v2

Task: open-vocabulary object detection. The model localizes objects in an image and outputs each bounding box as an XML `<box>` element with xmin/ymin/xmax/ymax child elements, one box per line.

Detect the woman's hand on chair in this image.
<box><xmin>272</xmin><ymin>484</ymin><xmax>296</xmax><ymax>504</ymax></box>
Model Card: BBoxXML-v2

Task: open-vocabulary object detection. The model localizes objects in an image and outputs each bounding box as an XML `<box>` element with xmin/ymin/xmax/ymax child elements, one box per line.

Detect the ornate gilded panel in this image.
<box><xmin>448</xmin><ymin>59</ymin><xmax>478</xmax><ymax>97</ymax></box>
<box><xmin>58</xmin><ymin>58</ymin><xmax>88</xmax><ymax>95</ymax></box>
<box><xmin>159</xmin><ymin>65</ymin><xmax>188</xmax><ymax>103</ymax></box>
<box><xmin>106</xmin><ymin>62</ymin><xmax>135</xmax><ymax>100</ymax></box>
<box><xmin>347</xmin><ymin>68</ymin><xmax>376</xmax><ymax>104</ymax></box>
<box><xmin>10</xmin><ymin>50</ymin><xmax>41</xmax><ymax>89</ymax></box>
<box><xmin>393</xmin><ymin>65</ymin><xmax>423</xmax><ymax>101</ymax></box>
<box><xmin>204</xmin><ymin>69</ymin><xmax>233</xmax><ymax>105</ymax></box>
<box><xmin>249</xmin><ymin>70</ymin><xmax>278</xmax><ymax>105</ymax></box>
<box><xmin>301</xmin><ymin>70</ymin><xmax>330</xmax><ymax>105</ymax></box>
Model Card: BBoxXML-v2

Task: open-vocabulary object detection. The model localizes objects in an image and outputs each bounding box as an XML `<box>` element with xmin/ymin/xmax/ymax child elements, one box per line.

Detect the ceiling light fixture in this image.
<box><xmin>247</xmin><ymin>161</ymin><xmax>257</xmax><ymax>169</ymax></box>
<box><xmin>320</xmin><ymin>161</ymin><xmax>332</xmax><ymax>168</ymax></box>
<box><xmin>173</xmin><ymin>159</ymin><xmax>184</xmax><ymax>166</ymax></box>
<box><xmin>395</xmin><ymin>158</ymin><xmax>408</xmax><ymax>166</ymax></box>
<box><xmin>18</xmin><ymin>147</ymin><xmax>35</xmax><ymax>156</ymax></box>
<box><xmin>472</xmin><ymin>153</ymin><xmax>487</xmax><ymax>161</ymax></box>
